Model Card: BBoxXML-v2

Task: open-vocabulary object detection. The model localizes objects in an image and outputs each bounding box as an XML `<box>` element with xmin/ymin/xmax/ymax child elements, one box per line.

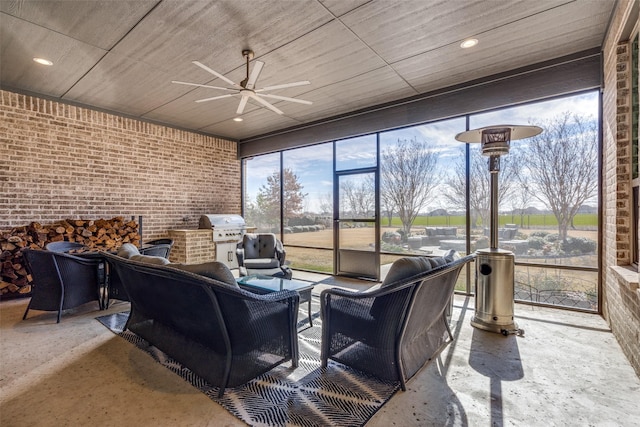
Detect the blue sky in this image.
<box><xmin>245</xmin><ymin>91</ymin><xmax>599</xmax><ymax>213</ymax></box>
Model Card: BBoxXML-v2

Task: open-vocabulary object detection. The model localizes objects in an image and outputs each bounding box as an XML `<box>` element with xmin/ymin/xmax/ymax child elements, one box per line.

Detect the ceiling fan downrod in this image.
<box><xmin>240</xmin><ymin>49</ymin><xmax>254</xmax><ymax>88</ymax></box>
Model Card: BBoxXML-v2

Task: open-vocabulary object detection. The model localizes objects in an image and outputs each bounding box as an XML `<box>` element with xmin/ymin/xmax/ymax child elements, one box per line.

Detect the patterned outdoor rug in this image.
<box><xmin>96</xmin><ymin>296</ymin><xmax>399</xmax><ymax>427</ymax></box>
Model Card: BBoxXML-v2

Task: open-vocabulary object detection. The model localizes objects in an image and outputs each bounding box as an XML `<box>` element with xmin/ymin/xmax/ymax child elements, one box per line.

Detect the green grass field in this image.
<box><xmin>384</xmin><ymin>213</ymin><xmax>598</xmax><ymax>228</ymax></box>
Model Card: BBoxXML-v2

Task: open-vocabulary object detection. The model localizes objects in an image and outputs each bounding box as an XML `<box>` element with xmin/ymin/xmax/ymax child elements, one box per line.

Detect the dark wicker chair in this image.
<box><xmin>45</xmin><ymin>241</ymin><xmax>89</xmax><ymax>253</ymax></box>
<box><xmin>236</xmin><ymin>233</ymin><xmax>292</xmax><ymax>279</ymax></box>
<box><xmin>140</xmin><ymin>238</ymin><xmax>173</xmax><ymax>258</ymax></box>
<box><xmin>22</xmin><ymin>249</ymin><xmax>102</xmax><ymax>323</ymax></box>
<box><xmin>102</xmin><ymin>251</ymin><xmax>300</xmax><ymax>397</ymax></box>
<box><xmin>103</xmin><ymin>241</ymin><xmax>172</xmax><ymax>308</ymax></box>
<box><xmin>320</xmin><ymin>253</ymin><xmax>475</xmax><ymax>390</ymax></box>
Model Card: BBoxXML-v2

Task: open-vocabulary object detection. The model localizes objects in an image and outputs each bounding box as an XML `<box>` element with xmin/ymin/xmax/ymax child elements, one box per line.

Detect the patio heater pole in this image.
<box><xmin>455</xmin><ymin>125</ymin><xmax>542</xmax><ymax>336</ymax></box>
<box><xmin>489</xmin><ymin>155</ymin><xmax>500</xmax><ymax>249</ymax></box>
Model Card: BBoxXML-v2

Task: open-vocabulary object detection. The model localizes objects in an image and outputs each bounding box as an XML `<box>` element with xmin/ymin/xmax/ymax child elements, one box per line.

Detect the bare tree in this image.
<box><xmin>443</xmin><ymin>147</ymin><xmax>522</xmax><ymax>229</ymax></box>
<box><xmin>340</xmin><ymin>177</ymin><xmax>373</xmax><ymax>218</ymax></box>
<box><xmin>380</xmin><ymin>138</ymin><xmax>440</xmax><ymax>237</ymax></box>
<box><xmin>517</xmin><ymin>112</ymin><xmax>598</xmax><ymax>240</ymax></box>
<box><xmin>509</xmin><ymin>182</ymin><xmax>532</xmax><ymax>228</ymax></box>
<box><xmin>318</xmin><ymin>191</ymin><xmax>332</xmax><ymax>215</ymax></box>
<box><xmin>380</xmin><ymin>190</ymin><xmax>395</xmax><ymax>227</ymax></box>
<box><xmin>364</xmin><ymin>173</ymin><xmax>394</xmax><ymax>226</ymax></box>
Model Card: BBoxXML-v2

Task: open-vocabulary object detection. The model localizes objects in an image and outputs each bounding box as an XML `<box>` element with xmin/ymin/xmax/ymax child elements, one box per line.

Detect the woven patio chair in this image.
<box><xmin>45</xmin><ymin>241</ymin><xmax>89</xmax><ymax>253</ymax></box>
<box><xmin>236</xmin><ymin>233</ymin><xmax>292</xmax><ymax>279</ymax></box>
<box><xmin>140</xmin><ymin>238</ymin><xmax>173</xmax><ymax>258</ymax></box>
<box><xmin>22</xmin><ymin>249</ymin><xmax>102</xmax><ymax>323</ymax></box>
<box><xmin>320</xmin><ymin>253</ymin><xmax>475</xmax><ymax>390</ymax></box>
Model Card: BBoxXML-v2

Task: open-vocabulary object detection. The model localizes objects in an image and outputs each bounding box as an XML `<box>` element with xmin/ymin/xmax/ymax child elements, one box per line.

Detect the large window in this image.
<box><xmin>335</xmin><ymin>135</ymin><xmax>377</xmax><ymax>171</ymax></box>
<box><xmin>470</xmin><ymin>92</ymin><xmax>600</xmax><ymax>309</ymax></box>
<box><xmin>243</xmin><ymin>152</ymin><xmax>281</xmax><ymax>234</ymax></box>
<box><xmin>282</xmin><ymin>143</ymin><xmax>334</xmax><ymax>272</ymax></box>
<box><xmin>242</xmin><ymin>91</ymin><xmax>601</xmax><ymax>310</ymax></box>
<box><xmin>379</xmin><ymin>118</ymin><xmax>470</xmax><ymax>290</ymax></box>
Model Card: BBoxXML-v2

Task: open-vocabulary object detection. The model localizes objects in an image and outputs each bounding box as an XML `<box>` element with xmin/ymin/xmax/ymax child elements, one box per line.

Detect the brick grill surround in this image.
<box><xmin>167</xmin><ymin>229</ymin><xmax>216</xmax><ymax>264</ymax></box>
<box><xmin>0</xmin><ymin>90</ymin><xmax>241</xmax><ymax>241</ymax></box>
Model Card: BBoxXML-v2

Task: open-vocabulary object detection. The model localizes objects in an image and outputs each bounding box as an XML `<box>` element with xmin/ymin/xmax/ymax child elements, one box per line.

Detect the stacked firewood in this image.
<box><xmin>0</xmin><ymin>217</ymin><xmax>140</xmax><ymax>298</ymax></box>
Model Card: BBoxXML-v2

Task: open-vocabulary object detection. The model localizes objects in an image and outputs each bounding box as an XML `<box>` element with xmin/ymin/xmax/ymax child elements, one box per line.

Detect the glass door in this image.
<box><xmin>334</xmin><ymin>170</ymin><xmax>379</xmax><ymax>279</ymax></box>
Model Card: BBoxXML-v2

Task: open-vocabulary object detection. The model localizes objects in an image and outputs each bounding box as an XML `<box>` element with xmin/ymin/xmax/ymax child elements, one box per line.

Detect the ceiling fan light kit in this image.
<box><xmin>172</xmin><ymin>49</ymin><xmax>312</xmax><ymax>116</ymax></box>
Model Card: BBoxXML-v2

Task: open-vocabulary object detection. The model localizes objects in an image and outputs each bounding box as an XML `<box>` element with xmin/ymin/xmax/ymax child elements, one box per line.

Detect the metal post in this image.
<box><xmin>489</xmin><ymin>155</ymin><xmax>500</xmax><ymax>250</ymax></box>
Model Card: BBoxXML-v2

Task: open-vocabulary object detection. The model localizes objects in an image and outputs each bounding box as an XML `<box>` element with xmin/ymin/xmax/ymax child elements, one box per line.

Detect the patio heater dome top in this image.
<box><xmin>454</xmin><ymin>125</ymin><xmax>542</xmax><ymax>144</ymax></box>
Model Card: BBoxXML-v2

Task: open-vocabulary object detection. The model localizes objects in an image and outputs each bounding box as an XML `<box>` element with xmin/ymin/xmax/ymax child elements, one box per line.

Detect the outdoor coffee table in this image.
<box><xmin>236</xmin><ymin>275</ymin><xmax>315</xmax><ymax>327</ymax></box>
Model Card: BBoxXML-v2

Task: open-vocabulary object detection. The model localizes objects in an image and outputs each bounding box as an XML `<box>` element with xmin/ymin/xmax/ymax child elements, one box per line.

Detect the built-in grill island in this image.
<box><xmin>198</xmin><ymin>214</ymin><xmax>247</xmax><ymax>268</ymax></box>
<box><xmin>166</xmin><ymin>215</ymin><xmax>246</xmax><ymax>268</ymax></box>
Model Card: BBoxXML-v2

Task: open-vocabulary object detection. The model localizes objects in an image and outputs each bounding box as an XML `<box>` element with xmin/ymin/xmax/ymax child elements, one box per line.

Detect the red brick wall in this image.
<box><xmin>0</xmin><ymin>90</ymin><xmax>240</xmax><ymax>239</ymax></box>
<box><xmin>602</xmin><ymin>1</ymin><xmax>640</xmax><ymax>377</ymax></box>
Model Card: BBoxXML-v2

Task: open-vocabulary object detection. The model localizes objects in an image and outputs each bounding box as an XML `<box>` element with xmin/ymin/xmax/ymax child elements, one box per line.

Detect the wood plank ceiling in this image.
<box><xmin>0</xmin><ymin>0</ymin><xmax>615</xmax><ymax>142</ymax></box>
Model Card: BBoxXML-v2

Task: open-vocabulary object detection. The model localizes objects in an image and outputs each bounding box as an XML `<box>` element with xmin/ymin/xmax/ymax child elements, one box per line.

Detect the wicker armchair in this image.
<box><xmin>103</xmin><ymin>243</ymin><xmax>171</xmax><ymax>308</ymax></box>
<box><xmin>320</xmin><ymin>253</ymin><xmax>475</xmax><ymax>390</ymax></box>
<box><xmin>102</xmin><ymin>251</ymin><xmax>300</xmax><ymax>397</ymax></box>
<box><xmin>45</xmin><ymin>241</ymin><xmax>89</xmax><ymax>253</ymax></box>
<box><xmin>22</xmin><ymin>249</ymin><xmax>102</xmax><ymax>323</ymax></box>
<box><xmin>236</xmin><ymin>233</ymin><xmax>292</xmax><ymax>279</ymax></box>
<box><xmin>140</xmin><ymin>238</ymin><xmax>173</xmax><ymax>258</ymax></box>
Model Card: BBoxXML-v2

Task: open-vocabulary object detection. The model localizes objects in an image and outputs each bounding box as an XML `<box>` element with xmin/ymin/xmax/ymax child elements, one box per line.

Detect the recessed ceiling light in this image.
<box><xmin>460</xmin><ymin>38</ymin><xmax>478</xmax><ymax>49</ymax></box>
<box><xmin>233</xmin><ymin>117</ymin><xmax>243</xmax><ymax>122</ymax></box>
<box><xmin>33</xmin><ymin>57</ymin><xmax>53</xmax><ymax>66</ymax></box>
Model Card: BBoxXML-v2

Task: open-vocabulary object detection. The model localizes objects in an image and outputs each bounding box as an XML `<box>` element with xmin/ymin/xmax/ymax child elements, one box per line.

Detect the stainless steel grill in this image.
<box><xmin>198</xmin><ymin>214</ymin><xmax>246</xmax><ymax>269</ymax></box>
<box><xmin>198</xmin><ymin>214</ymin><xmax>246</xmax><ymax>243</ymax></box>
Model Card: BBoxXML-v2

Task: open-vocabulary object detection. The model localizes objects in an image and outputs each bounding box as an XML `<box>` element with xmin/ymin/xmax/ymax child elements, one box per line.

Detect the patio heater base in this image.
<box><xmin>471</xmin><ymin>248</ymin><xmax>522</xmax><ymax>336</ymax></box>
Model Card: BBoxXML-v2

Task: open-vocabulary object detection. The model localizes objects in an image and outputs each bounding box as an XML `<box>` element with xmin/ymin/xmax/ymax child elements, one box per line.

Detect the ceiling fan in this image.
<box><xmin>172</xmin><ymin>49</ymin><xmax>312</xmax><ymax>116</ymax></box>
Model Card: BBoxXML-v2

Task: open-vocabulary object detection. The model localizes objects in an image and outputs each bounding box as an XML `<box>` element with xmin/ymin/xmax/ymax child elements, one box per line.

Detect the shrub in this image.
<box><xmin>544</xmin><ymin>234</ymin><xmax>559</xmax><ymax>243</ymax></box>
<box><xmin>527</xmin><ymin>236</ymin><xmax>546</xmax><ymax>250</ymax></box>
<box><xmin>382</xmin><ymin>231</ymin><xmax>401</xmax><ymax>244</ymax></box>
<box><xmin>288</xmin><ymin>216</ymin><xmax>316</xmax><ymax>226</ymax></box>
<box><xmin>530</xmin><ymin>231</ymin><xmax>549</xmax><ymax>238</ymax></box>
<box><xmin>475</xmin><ymin>236</ymin><xmax>489</xmax><ymax>249</ymax></box>
<box><xmin>381</xmin><ymin>241</ymin><xmax>404</xmax><ymax>252</ymax></box>
<box><xmin>560</xmin><ymin>237</ymin><xmax>596</xmax><ymax>254</ymax></box>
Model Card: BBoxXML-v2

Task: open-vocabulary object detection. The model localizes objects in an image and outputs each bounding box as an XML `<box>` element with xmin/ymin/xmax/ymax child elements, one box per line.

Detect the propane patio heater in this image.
<box><xmin>455</xmin><ymin>125</ymin><xmax>542</xmax><ymax>336</ymax></box>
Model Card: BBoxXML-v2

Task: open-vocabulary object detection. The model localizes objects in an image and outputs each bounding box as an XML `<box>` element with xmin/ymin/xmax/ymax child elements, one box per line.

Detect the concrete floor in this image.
<box><xmin>2</xmin><ymin>272</ymin><xmax>639</xmax><ymax>426</ymax></box>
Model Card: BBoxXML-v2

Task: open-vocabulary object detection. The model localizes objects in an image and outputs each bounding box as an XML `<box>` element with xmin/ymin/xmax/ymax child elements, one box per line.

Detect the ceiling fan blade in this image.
<box><xmin>249</xmin><ymin>93</ymin><xmax>284</xmax><ymax>115</ymax></box>
<box><xmin>237</xmin><ymin>95</ymin><xmax>249</xmax><ymax>114</ymax></box>
<box><xmin>256</xmin><ymin>80</ymin><xmax>311</xmax><ymax>92</ymax></box>
<box><xmin>192</xmin><ymin>61</ymin><xmax>241</xmax><ymax>88</ymax></box>
<box><xmin>171</xmin><ymin>81</ymin><xmax>238</xmax><ymax>92</ymax></box>
<box><xmin>246</xmin><ymin>61</ymin><xmax>264</xmax><ymax>90</ymax></box>
<box><xmin>195</xmin><ymin>94</ymin><xmax>236</xmax><ymax>103</ymax></box>
<box><xmin>256</xmin><ymin>93</ymin><xmax>312</xmax><ymax>105</ymax></box>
